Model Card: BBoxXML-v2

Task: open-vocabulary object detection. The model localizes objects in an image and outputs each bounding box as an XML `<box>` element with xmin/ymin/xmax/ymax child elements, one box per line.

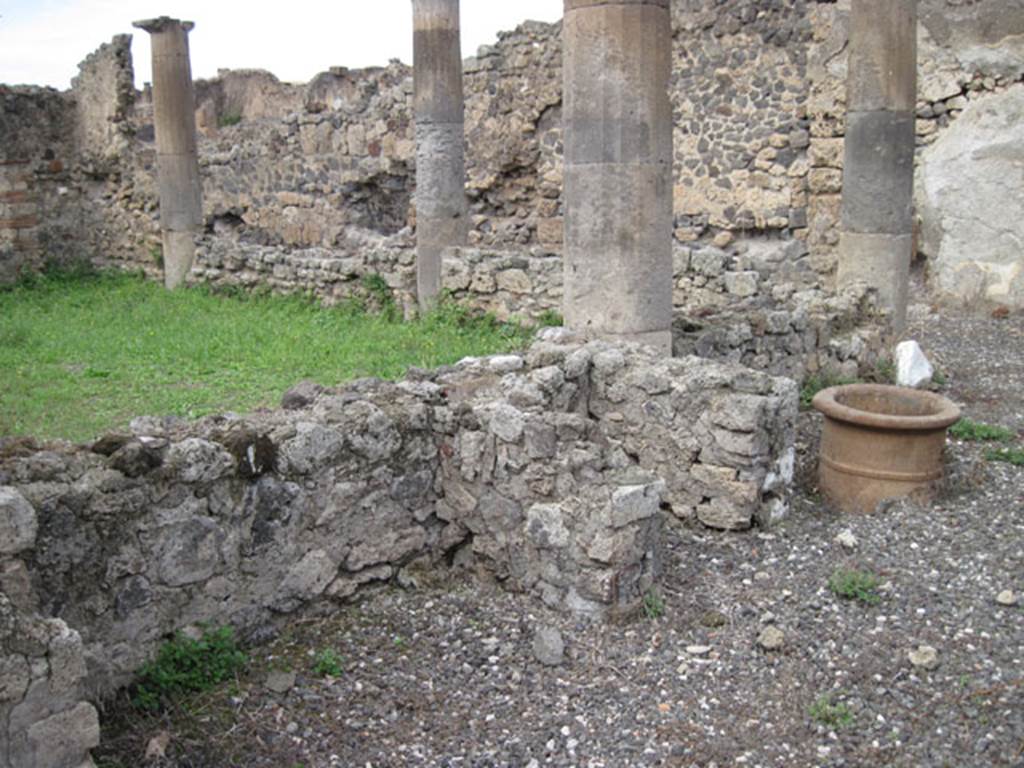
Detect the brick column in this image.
<box><xmin>412</xmin><ymin>0</ymin><xmax>467</xmax><ymax>311</ymax></box>
<box><xmin>132</xmin><ymin>17</ymin><xmax>203</xmax><ymax>289</ymax></box>
<box><xmin>837</xmin><ymin>0</ymin><xmax>917</xmax><ymax>331</ymax></box>
<box><xmin>561</xmin><ymin>0</ymin><xmax>673</xmax><ymax>353</ymax></box>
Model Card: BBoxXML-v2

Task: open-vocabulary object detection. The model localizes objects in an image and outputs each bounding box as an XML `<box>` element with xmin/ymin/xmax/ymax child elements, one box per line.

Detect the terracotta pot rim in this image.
<box><xmin>811</xmin><ymin>383</ymin><xmax>961</xmax><ymax>431</ymax></box>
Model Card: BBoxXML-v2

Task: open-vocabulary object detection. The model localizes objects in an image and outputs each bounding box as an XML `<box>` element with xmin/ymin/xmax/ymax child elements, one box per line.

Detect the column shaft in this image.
<box><xmin>561</xmin><ymin>0</ymin><xmax>673</xmax><ymax>353</ymax></box>
<box><xmin>837</xmin><ymin>0</ymin><xmax>917</xmax><ymax>331</ymax></box>
<box><xmin>413</xmin><ymin>0</ymin><xmax>467</xmax><ymax>311</ymax></box>
<box><xmin>133</xmin><ymin>17</ymin><xmax>202</xmax><ymax>289</ymax></box>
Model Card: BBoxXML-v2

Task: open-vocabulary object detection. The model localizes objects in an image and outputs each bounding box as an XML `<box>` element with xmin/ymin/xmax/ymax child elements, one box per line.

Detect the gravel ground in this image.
<box><xmin>96</xmin><ymin>298</ymin><xmax>1024</xmax><ymax>768</ymax></box>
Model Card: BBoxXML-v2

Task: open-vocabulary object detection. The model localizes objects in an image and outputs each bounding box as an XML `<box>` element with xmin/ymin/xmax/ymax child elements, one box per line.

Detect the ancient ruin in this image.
<box><xmin>836</xmin><ymin>0</ymin><xmax>918</xmax><ymax>330</ymax></box>
<box><xmin>2</xmin><ymin>1</ymin><xmax>1023</xmax><ymax>765</ymax></box>
<box><xmin>412</xmin><ymin>0</ymin><xmax>468</xmax><ymax>309</ymax></box>
<box><xmin>562</xmin><ymin>0</ymin><xmax>673</xmax><ymax>351</ymax></box>
<box><xmin>131</xmin><ymin>17</ymin><xmax>203</xmax><ymax>289</ymax></box>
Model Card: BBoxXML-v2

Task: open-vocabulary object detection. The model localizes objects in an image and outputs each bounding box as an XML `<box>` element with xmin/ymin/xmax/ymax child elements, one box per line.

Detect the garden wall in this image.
<box><xmin>1</xmin><ymin>335</ymin><xmax>796</xmax><ymax>767</ymax></box>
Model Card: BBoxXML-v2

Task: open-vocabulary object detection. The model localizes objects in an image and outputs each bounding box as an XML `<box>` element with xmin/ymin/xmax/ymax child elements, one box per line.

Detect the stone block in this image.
<box><xmin>0</xmin><ymin>486</ymin><xmax>37</xmax><ymax>556</ymax></box>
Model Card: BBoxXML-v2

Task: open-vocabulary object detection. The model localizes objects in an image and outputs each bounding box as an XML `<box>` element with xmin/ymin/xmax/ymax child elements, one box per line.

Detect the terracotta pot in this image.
<box><xmin>812</xmin><ymin>383</ymin><xmax>961</xmax><ymax>514</ymax></box>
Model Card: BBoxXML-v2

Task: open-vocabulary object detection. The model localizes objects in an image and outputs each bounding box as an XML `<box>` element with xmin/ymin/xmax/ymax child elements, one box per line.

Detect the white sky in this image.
<box><xmin>0</xmin><ymin>1</ymin><xmax>564</xmax><ymax>89</ymax></box>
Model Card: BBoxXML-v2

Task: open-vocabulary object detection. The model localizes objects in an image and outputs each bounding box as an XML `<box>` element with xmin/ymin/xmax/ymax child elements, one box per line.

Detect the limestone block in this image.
<box><xmin>23</xmin><ymin>702</ymin><xmax>100</xmax><ymax>768</ymax></box>
<box><xmin>0</xmin><ymin>486</ymin><xmax>37</xmax><ymax>556</ymax></box>
<box><xmin>165</xmin><ymin>438</ymin><xmax>235</xmax><ymax>484</ymax></box>
<box><xmin>916</xmin><ymin>86</ymin><xmax>1024</xmax><ymax>310</ymax></box>
<box><xmin>895</xmin><ymin>340</ymin><xmax>934</xmax><ymax>388</ymax></box>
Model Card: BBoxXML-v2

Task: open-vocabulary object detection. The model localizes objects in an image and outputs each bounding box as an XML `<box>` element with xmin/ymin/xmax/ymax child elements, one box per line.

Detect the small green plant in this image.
<box><xmin>642</xmin><ymin>589</ymin><xmax>665</xmax><ymax>620</ymax></box>
<box><xmin>218</xmin><ymin>112</ymin><xmax>242</xmax><ymax>127</ymax></box>
<box><xmin>870</xmin><ymin>357</ymin><xmax>896</xmax><ymax>384</ymax></box>
<box><xmin>133</xmin><ymin>625</ymin><xmax>247</xmax><ymax>711</ymax></box>
<box><xmin>360</xmin><ymin>273</ymin><xmax>399</xmax><ymax>320</ymax></box>
<box><xmin>828</xmin><ymin>568</ymin><xmax>881</xmax><ymax>605</ymax></box>
<box><xmin>809</xmin><ymin>694</ymin><xmax>854</xmax><ymax>729</ymax></box>
<box><xmin>535</xmin><ymin>309</ymin><xmax>564</xmax><ymax>328</ymax></box>
<box><xmin>392</xmin><ymin>635</ymin><xmax>407</xmax><ymax>649</ymax></box>
<box><xmin>931</xmin><ymin>369</ymin><xmax>948</xmax><ymax>388</ymax></box>
<box><xmin>799</xmin><ymin>371</ymin><xmax>858</xmax><ymax>409</ymax></box>
<box><xmin>150</xmin><ymin>245</ymin><xmax>164</xmax><ymax>269</ymax></box>
<box><xmin>950</xmin><ymin>418</ymin><xmax>1014</xmax><ymax>442</ymax></box>
<box><xmin>985</xmin><ymin>447</ymin><xmax>1024</xmax><ymax>466</ymax></box>
<box><xmin>312</xmin><ymin>648</ymin><xmax>344</xmax><ymax>677</ymax></box>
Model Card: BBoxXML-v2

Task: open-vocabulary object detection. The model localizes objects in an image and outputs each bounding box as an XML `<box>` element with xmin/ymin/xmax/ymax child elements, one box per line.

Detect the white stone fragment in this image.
<box><xmin>835</xmin><ymin>529</ymin><xmax>858</xmax><ymax>550</ymax></box>
<box><xmin>908</xmin><ymin>645</ymin><xmax>940</xmax><ymax>670</ymax></box>
<box><xmin>895</xmin><ymin>340</ymin><xmax>934</xmax><ymax>388</ymax></box>
<box><xmin>996</xmin><ymin>590</ymin><xmax>1018</xmax><ymax>606</ymax></box>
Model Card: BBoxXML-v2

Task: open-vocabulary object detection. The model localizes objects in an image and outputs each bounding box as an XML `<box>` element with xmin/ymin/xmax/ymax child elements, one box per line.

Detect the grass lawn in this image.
<box><xmin>0</xmin><ymin>269</ymin><xmax>536</xmax><ymax>442</ymax></box>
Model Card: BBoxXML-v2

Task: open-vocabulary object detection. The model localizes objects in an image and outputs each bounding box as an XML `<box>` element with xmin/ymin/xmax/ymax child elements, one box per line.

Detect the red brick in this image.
<box><xmin>0</xmin><ymin>215</ymin><xmax>38</xmax><ymax>230</ymax></box>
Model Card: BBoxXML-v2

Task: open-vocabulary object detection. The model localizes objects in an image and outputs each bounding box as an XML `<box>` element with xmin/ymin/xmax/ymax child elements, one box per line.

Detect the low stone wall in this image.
<box><xmin>1</xmin><ymin>335</ymin><xmax>796</xmax><ymax>767</ymax></box>
<box><xmin>179</xmin><ymin>234</ymin><xmax>884</xmax><ymax>381</ymax></box>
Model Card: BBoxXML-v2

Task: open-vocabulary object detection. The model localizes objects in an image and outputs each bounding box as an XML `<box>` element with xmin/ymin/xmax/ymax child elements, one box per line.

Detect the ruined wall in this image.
<box><xmin>0</xmin><ymin>88</ymin><xmax>72</xmax><ymax>282</ymax></box>
<box><xmin>806</xmin><ymin>0</ymin><xmax>1024</xmax><ymax>286</ymax></box>
<box><xmin>1</xmin><ymin>337</ymin><xmax>796</xmax><ymax>766</ymax></box>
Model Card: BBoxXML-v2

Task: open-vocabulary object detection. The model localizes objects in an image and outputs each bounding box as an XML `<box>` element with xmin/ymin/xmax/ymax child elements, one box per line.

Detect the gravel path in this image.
<box><xmin>96</xmin><ymin>300</ymin><xmax>1024</xmax><ymax>768</ymax></box>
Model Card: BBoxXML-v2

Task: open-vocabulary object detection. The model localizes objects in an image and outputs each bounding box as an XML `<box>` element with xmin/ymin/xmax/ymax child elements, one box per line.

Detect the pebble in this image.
<box><xmin>995</xmin><ymin>590</ymin><xmax>1018</xmax><ymax>606</ymax></box>
<box><xmin>835</xmin><ymin>529</ymin><xmax>858</xmax><ymax>549</ymax></box>
<box><xmin>757</xmin><ymin>626</ymin><xmax>785</xmax><ymax>651</ymax></box>
<box><xmin>908</xmin><ymin>645</ymin><xmax>940</xmax><ymax>670</ymax></box>
<box><xmin>265</xmin><ymin>670</ymin><xmax>296</xmax><ymax>693</ymax></box>
<box><xmin>686</xmin><ymin>644</ymin><xmax>712</xmax><ymax>656</ymax></box>
<box><xmin>700</xmin><ymin>609</ymin><xmax>728</xmax><ymax>627</ymax></box>
<box><xmin>533</xmin><ymin>625</ymin><xmax>565</xmax><ymax>666</ymax></box>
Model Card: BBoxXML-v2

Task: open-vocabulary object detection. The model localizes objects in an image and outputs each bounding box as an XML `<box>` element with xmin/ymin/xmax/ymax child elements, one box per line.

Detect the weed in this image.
<box><xmin>642</xmin><ymin>589</ymin><xmax>665</xmax><ymax>620</ymax></box>
<box><xmin>132</xmin><ymin>625</ymin><xmax>247</xmax><ymax>711</ymax></box>
<box><xmin>950</xmin><ymin>418</ymin><xmax>1014</xmax><ymax>442</ymax></box>
<box><xmin>828</xmin><ymin>568</ymin><xmax>881</xmax><ymax>605</ymax></box>
<box><xmin>392</xmin><ymin>635</ymin><xmax>407</xmax><ymax>649</ymax></box>
<box><xmin>799</xmin><ymin>371</ymin><xmax>858</xmax><ymax>409</ymax></box>
<box><xmin>312</xmin><ymin>648</ymin><xmax>344</xmax><ymax>677</ymax></box>
<box><xmin>985</xmin><ymin>447</ymin><xmax>1024</xmax><ymax>466</ymax></box>
<box><xmin>535</xmin><ymin>309</ymin><xmax>564</xmax><ymax>327</ymax></box>
<box><xmin>870</xmin><ymin>357</ymin><xmax>896</xmax><ymax>384</ymax></box>
<box><xmin>150</xmin><ymin>245</ymin><xmax>164</xmax><ymax>269</ymax></box>
<box><xmin>931</xmin><ymin>369</ymin><xmax>948</xmax><ymax>388</ymax></box>
<box><xmin>809</xmin><ymin>694</ymin><xmax>854</xmax><ymax>729</ymax></box>
<box><xmin>360</xmin><ymin>273</ymin><xmax>398</xmax><ymax>319</ymax></box>
<box><xmin>218</xmin><ymin>112</ymin><xmax>242</xmax><ymax>127</ymax></box>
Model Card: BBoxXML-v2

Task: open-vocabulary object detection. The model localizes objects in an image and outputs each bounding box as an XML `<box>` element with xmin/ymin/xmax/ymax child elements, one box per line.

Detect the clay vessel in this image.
<box><xmin>812</xmin><ymin>383</ymin><xmax>960</xmax><ymax>514</ymax></box>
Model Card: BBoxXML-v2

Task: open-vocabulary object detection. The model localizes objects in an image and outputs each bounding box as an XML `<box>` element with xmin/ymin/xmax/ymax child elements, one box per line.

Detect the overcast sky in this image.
<box><xmin>0</xmin><ymin>1</ymin><xmax>563</xmax><ymax>89</ymax></box>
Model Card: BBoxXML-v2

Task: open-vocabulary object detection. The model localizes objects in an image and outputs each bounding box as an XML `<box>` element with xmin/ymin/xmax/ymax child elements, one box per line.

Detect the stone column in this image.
<box><xmin>412</xmin><ymin>0</ymin><xmax>467</xmax><ymax>311</ymax></box>
<box><xmin>837</xmin><ymin>0</ymin><xmax>917</xmax><ymax>331</ymax></box>
<box><xmin>561</xmin><ymin>0</ymin><xmax>673</xmax><ymax>353</ymax></box>
<box><xmin>132</xmin><ymin>17</ymin><xmax>203</xmax><ymax>290</ymax></box>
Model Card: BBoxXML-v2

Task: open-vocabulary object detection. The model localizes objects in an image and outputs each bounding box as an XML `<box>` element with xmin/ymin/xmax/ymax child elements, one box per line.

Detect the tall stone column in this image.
<box><xmin>837</xmin><ymin>0</ymin><xmax>917</xmax><ymax>331</ymax></box>
<box><xmin>562</xmin><ymin>0</ymin><xmax>673</xmax><ymax>353</ymax></box>
<box><xmin>133</xmin><ymin>17</ymin><xmax>203</xmax><ymax>290</ymax></box>
<box><xmin>412</xmin><ymin>0</ymin><xmax>467</xmax><ymax>311</ymax></box>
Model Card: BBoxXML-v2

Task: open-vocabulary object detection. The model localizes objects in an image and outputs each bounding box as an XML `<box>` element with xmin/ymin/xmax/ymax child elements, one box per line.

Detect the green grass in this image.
<box><xmin>828</xmin><ymin>568</ymin><xmax>882</xmax><ymax>605</ymax></box>
<box><xmin>809</xmin><ymin>693</ymin><xmax>854</xmax><ymax>729</ymax></box>
<box><xmin>0</xmin><ymin>269</ymin><xmax>534</xmax><ymax>441</ymax></box>
<box><xmin>985</xmin><ymin>447</ymin><xmax>1024</xmax><ymax>466</ymax></box>
<box><xmin>949</xmin><ymin>418</ymin><xmax>1015</xmax><ymax>443</ymax></box>
<box><xmin>133</xmin><ymin>625</ymin><xmax>248</xmax><ymax>711</ymax></box>
<box><xmin>642</xmin><ymin>589</ymin><xmax>665</xmax><ymax>620</ymax></box>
